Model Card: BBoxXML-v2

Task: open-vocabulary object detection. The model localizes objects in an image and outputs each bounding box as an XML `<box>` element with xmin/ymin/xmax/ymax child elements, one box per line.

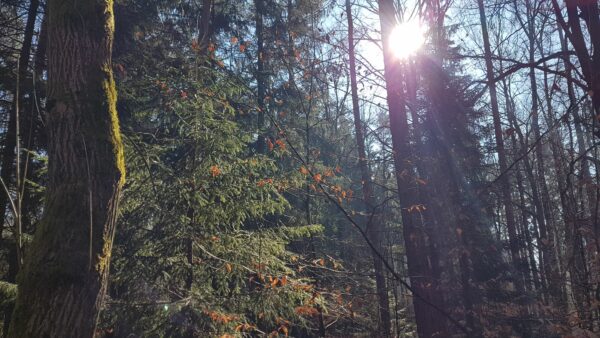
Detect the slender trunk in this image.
<box><xmin>524</xmin><ymin>12</ymin><xmax>563</xmax><ymax>305</ymax></box>
<box><xmin>0</xmin><ymin>0</ymin><xmax>40</xmax><ymax>267</ymax></box>
<box><xmin>346</xmin><ymin>1</ymin><xmax>390</xmax><ymax>335</ymax></box>
<box><xmin>500</xmin><ymin>75</ymin><xmax>542</xmax><ymax>294</ymax></box>
<box><xmin>254</xmin><ymin>0</ymin><xmax>267</xmax><ymax>153</ymax></box>
<box><xmin>377</xmin><ymin>1</ymin><xmax>448</xmax><ymax>336</ymax></box>
<box><xmin>286</xmin><ymin>0</ymin><xmax>296</xmax><ymax>87</ymax></box>
<box><xmin>506</xmin><ymin>90</ymin><xmax>549</xmax><ymax>296</ymax></box>
<box><xmin>539</xmin><ymin>39</ymin><xmax>570</xmax><ymax>309</ymax></box>
<box><xmin>476</xmin><ymin>0</ymin><xmax>525</xmax><ymax>293</ymax></box>
<box><xmin>575</xmin><ymin>1</ymin><xmax>600</xmax><ymax>120</ymax></box>
<box><xmin>1</xmin><ymin>3</ymin><xmax>42</xmax><ymax>334</ymax></box>
<box><xmin>9</xmin><ymin>1</ymin><xmax>125</xmax><ymax>336</ymax></box>
<box><xmin>558</xmin><ymin>24</ymin><xmax>594</xmax><ymax>326</ymax></box>
<box><xmin>198</xmin><ymin>0</ymin><xmax>212</xmax><ymax>51</ymax></box>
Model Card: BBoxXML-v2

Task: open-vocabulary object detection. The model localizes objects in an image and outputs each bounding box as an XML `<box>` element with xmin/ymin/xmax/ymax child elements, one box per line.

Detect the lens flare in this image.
<box><xmin>389</xmin><ymin>20</ymin><xmax>426</xmax><ymax>59</ymax></box>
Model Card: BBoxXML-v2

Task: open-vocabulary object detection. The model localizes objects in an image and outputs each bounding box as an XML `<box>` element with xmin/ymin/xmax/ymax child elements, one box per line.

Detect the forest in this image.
<box><xmin>0</xmin><ymin>0</ymin><xmax>599</xmax><ymax>337</ymax></box>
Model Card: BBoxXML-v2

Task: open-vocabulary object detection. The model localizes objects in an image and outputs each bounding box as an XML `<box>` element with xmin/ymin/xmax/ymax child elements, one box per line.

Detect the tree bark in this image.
<box><xmin>8</xmin><ymin>0</ymin><xmax>125</xmax><ymax>337</ymax></box>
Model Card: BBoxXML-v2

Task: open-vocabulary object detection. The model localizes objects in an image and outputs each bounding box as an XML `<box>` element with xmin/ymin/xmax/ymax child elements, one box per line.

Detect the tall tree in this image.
<box><xmin>345</xmin><ymin>0</ymin><xmax>390</xmax><ymax>335</ymax></box>
<box><xmin>476</xmin><ymin>0</ymin><xmax>527</xmax><ymax>294</ymax></box>
<box><xmin>8</xmin><ymin>0</ymin><xmax>125</xmax><ymax>336</ymax></box>
<box><xmin>377</xmin><ymin>1</ymin><xmax>449</xmax><ymax>336</ymax></box>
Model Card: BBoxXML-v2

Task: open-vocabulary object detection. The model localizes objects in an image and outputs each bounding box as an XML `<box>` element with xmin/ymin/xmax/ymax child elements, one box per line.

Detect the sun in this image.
<box><xmin>389</xmin><ymin>20</ymin><xmax>426</xmax><ymax>59</ymax></box>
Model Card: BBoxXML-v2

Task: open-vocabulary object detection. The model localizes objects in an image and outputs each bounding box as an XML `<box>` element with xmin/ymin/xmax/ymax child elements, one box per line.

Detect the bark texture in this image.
<box><xmin>8</xmin><ymin>1</ymin><xmax>125</xmax><ymax>337</ymax></box>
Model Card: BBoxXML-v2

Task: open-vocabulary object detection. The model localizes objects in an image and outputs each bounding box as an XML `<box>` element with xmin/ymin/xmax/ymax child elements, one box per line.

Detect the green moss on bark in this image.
<box><xmin>103</xmin><ymin>70</ymin><xmax>126</xmax><ymax>187</ymax></box>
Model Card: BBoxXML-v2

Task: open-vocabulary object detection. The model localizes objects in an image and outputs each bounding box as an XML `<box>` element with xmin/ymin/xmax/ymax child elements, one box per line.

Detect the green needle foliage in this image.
<box><xmin>101</xmin><ymin>43</ymin><xmax>324</xmax><ymax>335</ymax></box>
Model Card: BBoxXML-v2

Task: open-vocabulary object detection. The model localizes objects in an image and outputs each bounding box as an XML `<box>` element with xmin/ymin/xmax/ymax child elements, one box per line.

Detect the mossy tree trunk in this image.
<box><xmin>8</xmin><ymin>0</ymin><xmax>125</xmax><ymax>337</ymax></box>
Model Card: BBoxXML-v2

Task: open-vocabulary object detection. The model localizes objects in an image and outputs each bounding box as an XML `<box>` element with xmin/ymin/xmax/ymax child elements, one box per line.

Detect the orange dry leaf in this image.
<box><xmin>267</xmin><ymin>139</ymin><xmax>274</xmax><ymax>151</ymax></box>
<box><xmin>257</xmin><ymin>178</ymin><xmax>272</xmax><ymax>187</ymax></box>
<box><xmin>205</xmin><ymin>310</ymin><xmax>238</xmax><ymax>324</ymax></box>
<box><xmin>415</xmin><ymin>177</ymin><xmax>427</xmax><ymax>185</ymax></box>
<box><xmin>210</xmin><ymin>165</ymin><xmax>221</xmax><ymax>177</ymax></box>
<box><xmin>225</xmin><ymin>263</ymin><xmax>232</xmax><ymax>273</ymax></box>
<box><xmin>239</xmin><ymin>43</ymin><xmax>246</xmax><ymax>52</ymax></box>
<box><xmin>313</xmin><ymin>173</ymin><xmax>322</xmax><ymax>183</ymax></box>
<box><xmin>279</xmin><ymin>325</ymin><xmax>289</xmax><ymax>336</ymax></box>
<box><xmin>299</xmin><ymin>166</ymin><xmax>309</xmax><ymax>176</ymax></box>
<box><xmin>294</xmin><ymin>306</ymin><xmax>319</xmax><ymax>316</ymax></box>
<box><xmin>235</xmin><ymin>323</ymin><xmax>256</xmax><ymax>332</ymax></box>
<box><xmin>407</xmin><ymin>204</ymin><xmax>426</xmax><ymax>213</ymax></box>
<box><xmin>275</xmin><ymin>139</ymin><xmax>286</xmax><ymax>150</ymax></box>
<box><xmin>230</xmin><ymin>36</ymin><xmax>238</xmax><ymax>44</ymax></box>
<box><xmin>294</xmin><ymin>283</ymin><xmax>312</xmax><ymax>291</ymax></box>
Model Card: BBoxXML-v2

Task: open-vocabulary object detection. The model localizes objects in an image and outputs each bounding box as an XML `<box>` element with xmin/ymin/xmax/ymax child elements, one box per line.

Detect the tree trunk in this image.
<box><xmin>558</xmin><ymin>23</ymin><xmax>594</xmax><ymax>326</ymax></box>
<box><xmin>8</xmin><ymin>1</ymin><xmax>125</xmax><ymax>337</ymax></box>
<box><xmin>0</xmin><ymin>0</ymin><xmax>40</xmax><ymax>266</ymax></box>
<box><xmin>254</xmin><ymin>0</ymin><xmax>267</xmax><ymax>153</ymax></box>
<box><xmin>476</xmin><ymin>0</ymin><xmax>526</xmax><ymax>294</ymax></box>
<box><xmin>377</xmin><ymin>1</ymin><xmax>448</xmax><ymax>337</ymax></box>
<box><xmin>345</xmin><ymin>1</ymin><xmax>390</xmax><ymax>335</ymax></box>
